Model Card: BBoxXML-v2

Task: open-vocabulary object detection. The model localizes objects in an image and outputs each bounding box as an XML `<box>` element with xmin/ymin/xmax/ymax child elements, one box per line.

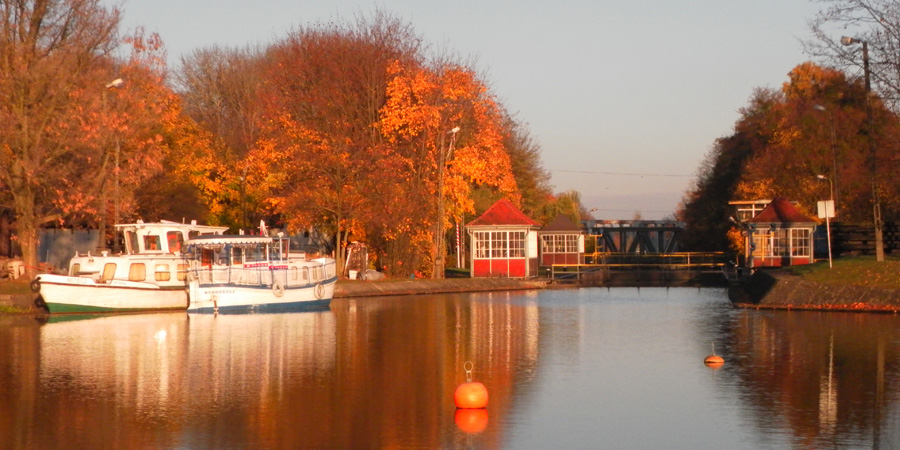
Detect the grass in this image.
<box><xmin>787</xmin><ymin>255</ymin><xmax>900</xmax><ymax>290</ymax></box>
<box><xmin>0</xmin><ymin>278</ymin><xmax>33</xmax><ymax>295</ymax></box>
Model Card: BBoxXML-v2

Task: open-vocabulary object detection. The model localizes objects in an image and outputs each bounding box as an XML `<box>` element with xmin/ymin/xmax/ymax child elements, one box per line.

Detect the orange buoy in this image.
<box><xmin>455</xmin><ymin>361</ymin><xmax>489</xmax><ymax>409</ymax></box>
<box><xmin>704</xmin><ymin>355</ymin><xmax>725</xmax><ymax>368</ymax></box>
<box><xmin>455</xmin><ymin>408</ymin><xmax>489</xmax><ymax>434</ymax></box>
<box><xmin>454</xmin><ymin>381</ymin><xmax>489</xmax><ymax>409</ymax></box>
<box><xmin>704</xmin><ymin>342</ymin><xmax>725</xmax><ymax>368</ymax></box>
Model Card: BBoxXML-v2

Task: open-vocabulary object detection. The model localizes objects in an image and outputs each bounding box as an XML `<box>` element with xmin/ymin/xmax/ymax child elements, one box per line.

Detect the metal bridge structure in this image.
<box><xmin>581</xmin><ymin>219</ymin><xmax>684</xmax><ymax>256</ymax></box>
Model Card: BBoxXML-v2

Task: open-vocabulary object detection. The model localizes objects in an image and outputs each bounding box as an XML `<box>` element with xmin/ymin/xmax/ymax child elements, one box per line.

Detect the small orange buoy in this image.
<box><xmin>704</xmin><ymin>355</ymin><xmax>725</xmax><ymax>367</ymax></box>
<box><xmin>454</xmin><ymin>381</ymin><xmax>489</xmax><ymax>409</ymax></box>
<box><xmin>455</xmin><ymin>408</ymin><xmax>489</xmax><ymax>434</ymax></box>
<box><xmin>455</xmin><ymin>361</ymin><xmax>489</xmax><ymax>409</ymax></box>
<box><xmin>704</xmin><ymin>342</ymin><xmax>724</xmax><ymax>368</ymax></box>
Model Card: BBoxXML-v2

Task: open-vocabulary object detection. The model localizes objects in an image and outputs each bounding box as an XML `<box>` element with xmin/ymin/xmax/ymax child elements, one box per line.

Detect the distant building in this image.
<box><xmin>538</xmin><ymin>214</ymin><xmax>584</xmax><ymax>266</ymax></box>
<box><xmin>744</xmin><ymin>197</ymin><xmax>816</xmax><ymax>268</ymax></box>
<box><xmin>466</xmin><ymin>199</ymin><xmax>540</xmax><ymax>278</ymax></box>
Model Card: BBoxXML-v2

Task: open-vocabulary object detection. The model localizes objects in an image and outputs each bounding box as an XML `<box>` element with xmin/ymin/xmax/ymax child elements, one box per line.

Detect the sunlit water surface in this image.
<box><xmin>1</xmin><ymin>287</ymin><xmax>899</xmax><ymax>449</ymax></box>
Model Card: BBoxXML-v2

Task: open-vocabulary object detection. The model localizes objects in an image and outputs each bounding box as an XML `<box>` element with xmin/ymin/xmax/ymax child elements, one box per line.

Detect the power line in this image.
<box><xmin>550</xmin><ymin>169</ymin><xmax>692</xmax><ymax>178</ymax></box>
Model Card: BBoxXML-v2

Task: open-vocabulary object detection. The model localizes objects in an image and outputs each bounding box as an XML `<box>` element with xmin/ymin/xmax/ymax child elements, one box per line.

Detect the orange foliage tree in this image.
<box><xmin>679</xmin><ymin>62</ymin><xmax>900</xmax><ymax>252</ymax></box>
<box><xmin>379</xmin><ymin>60</ymin><xmax>519</xmax><ymax>277</ymax></box>
<box><xmin>0</xmin><ymin>0</ymin><xmax>120</xmax><ymax>275</ymax></box>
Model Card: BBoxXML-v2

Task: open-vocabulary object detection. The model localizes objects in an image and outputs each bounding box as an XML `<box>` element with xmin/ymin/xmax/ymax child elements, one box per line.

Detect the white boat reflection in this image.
<box><xmin>39</xmin><ymin>309</ymin><xmax>336</xmax><ymax>419</ymax></box>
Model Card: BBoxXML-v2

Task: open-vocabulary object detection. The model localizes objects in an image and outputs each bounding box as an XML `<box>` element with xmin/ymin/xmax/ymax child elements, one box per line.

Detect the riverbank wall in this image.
<box><xmin>1</xmin><ymin>277</ymin><xmax>550</xmax><ymax>314</ymax></box>
<box><xmin>728</xmin><ymin>269</ymin><xmax>900</xmax><ymax>313</ymax></box>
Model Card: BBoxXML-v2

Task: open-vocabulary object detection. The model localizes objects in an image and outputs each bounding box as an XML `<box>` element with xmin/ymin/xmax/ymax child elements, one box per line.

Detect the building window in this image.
<box><xmin>541</xmin><ymin>234</ymin><xmax>578</xmax><ymax>253</ymax></box>
<box><xmin>791</xmin><ymin>229</ymin><xmax>811</xmax><ymax>257</ymax></box>
<box><xmin>474</xmin><ymin>230</ymin><xmax>528</xmax><ymax>259</ymax></box>
<box><xmin>509</xmin><ymin>231</ymin><xmax>525</xmax><ymax>257</ymax></box>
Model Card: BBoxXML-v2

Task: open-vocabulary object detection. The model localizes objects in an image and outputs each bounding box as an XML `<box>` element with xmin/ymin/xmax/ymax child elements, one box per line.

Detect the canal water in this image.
<box><xmin>1</xmin><ymin>287</ymin><xmax>899</xmax><ymax>449</ymax></box>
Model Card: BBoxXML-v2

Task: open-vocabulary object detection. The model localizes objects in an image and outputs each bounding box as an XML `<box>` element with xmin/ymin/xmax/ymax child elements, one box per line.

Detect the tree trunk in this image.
<box><xmin>12</xmin><ymin>188</ymin><xmax>39</xmax><ymax>280</ymax></box>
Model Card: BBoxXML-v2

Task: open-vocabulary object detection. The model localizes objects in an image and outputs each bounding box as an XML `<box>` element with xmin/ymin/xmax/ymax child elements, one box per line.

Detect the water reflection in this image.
<box><xmin>0</xmin><ymin>288</ymin><xmax>898</xmax><ymax>449</ymax></box>
<box><xmin>723</xmin><ymin>310</ymin><xmax>900</xmax><ymax>448</ymax></box>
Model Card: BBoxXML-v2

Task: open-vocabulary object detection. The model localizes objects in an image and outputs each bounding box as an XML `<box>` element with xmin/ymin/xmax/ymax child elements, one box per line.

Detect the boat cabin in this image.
<box><xmin>118</xmin><ymin>220</ymin><xmax>228</xmax><ymax>255</ymax></box>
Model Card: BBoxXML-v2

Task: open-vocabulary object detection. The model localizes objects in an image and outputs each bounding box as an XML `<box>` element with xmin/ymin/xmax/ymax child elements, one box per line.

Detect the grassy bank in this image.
<box><xmin>1</xmin><ymin>278</ymin><xmax>32</xmax><ymax>295</ymax></box>
<box><xmin>787</xmin><ymin>256</ymin><xmax>900</xmax><ymax>290</ymax></box>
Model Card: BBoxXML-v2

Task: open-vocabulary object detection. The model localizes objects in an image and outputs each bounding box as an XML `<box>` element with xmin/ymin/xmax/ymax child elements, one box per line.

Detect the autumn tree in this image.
<box><xmin>379</xmin><ymin>60</ymin><xmax>519</xmax><ymax>277</ymax></box>
<box><xmin>807</xmin><ymin>0</ymin><xmax>900</xmax><ymax>113</ymax></box>
<box><xmin>173</xmin><ymin>46</ymin><xmax>265</xmax><ymax>229</ymax></box>
<box><xmin>678</xmin><ymin>62</ymin><xmax>900</xmax><ymax>252</ymax></box>
<box><xmin>246</xmin><ymin>11</ymin><xmax>423</xmax><ymax>273</ymax></box>
<box><xmin>0</xmin><ymin>0</ymin><xmax>120</xmax><ymax>275</ymax></box>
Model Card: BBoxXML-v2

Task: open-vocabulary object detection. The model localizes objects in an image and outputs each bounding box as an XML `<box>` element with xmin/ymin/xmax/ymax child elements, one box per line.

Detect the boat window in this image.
<box><xmin>101</xmin><ymin>263</ymin><xmax>116</xmax><ymax>283</ymax></box>
<box><xmin>144</xmin><ymin>235</ymin><xmax>162</xmax><ymax>251</ymax></box>
<box><xmin>125</xmin><ymin>231</ymin><xmax>138</xmax><ymax>254</ymax></box>
<box><xmin>70</xmin><ymin>263</ymin><xmax>80</xmax><ymax>276</ymax></box>
<box><xmin>167</xmin><ymin>231</ymin><xmax>184</xmax><ymax>253</ymax></box>
<box><xmin>245</xmin><ymin>244</ymin><xmax>267</xmax><ymax>263</ymax></box>
<box><xmin>155</xmin><ymin>264</ymin><xmax>171</xmax><ymax>282</ymax></box>
<box><xmin>129</xmin><ymin>263</ymin><xmax>146</xmax><ymax>281</ymax></box>
<box><xmin>290</xmin><ymin>267</ymin><xmax>298</xmax><ymax>281</ymax></box>
<box><xmin>232</xmin><ymin>247</ymin><xmax>244</xmax><ymax>266</ymax></box>
<box><xmin>189</xmin><ymin>231</ymin><xmax>199</xmax><ymax>239</ymax></box>
<box><xmin>177</xmin><ymin>264</ymin><xmax>189</xmax><ymax>281</ymax></box>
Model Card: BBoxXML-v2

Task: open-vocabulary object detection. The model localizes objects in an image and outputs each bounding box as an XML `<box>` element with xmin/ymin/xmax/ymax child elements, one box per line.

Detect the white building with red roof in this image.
<box><xmin>745</xmin><ymin>197</ymin><xmax>817</xmax><ymax>268</ymax></box>
<box><xmin>466</xmin><ymin>198</ymin><xmax>541</xmax><ymax>278</ymax></box>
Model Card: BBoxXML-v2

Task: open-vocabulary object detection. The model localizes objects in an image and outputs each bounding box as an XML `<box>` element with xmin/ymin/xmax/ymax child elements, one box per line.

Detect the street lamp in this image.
<box><xmin>105</xmin><ymin>78</ymin><xmax>125</xmax><ymax>252</ymax></box>
<box><xmin>817</xmin><ymin>174</ymin><xmax>834</xmax><ymax>269</ymax></box>
<box><xmin>841</xmin><ymin>36</ymin><xmax>884</xmax><ymax>261</ymax></box>
<box><xmin>814</xmin><ymin>104</ymin><xmax>839</xmax><ymax>217</ymax></box>
<box><xmin>434</xmin><ymin>126</ymin><xmax>460</xmax><ymax>279</ymax></box>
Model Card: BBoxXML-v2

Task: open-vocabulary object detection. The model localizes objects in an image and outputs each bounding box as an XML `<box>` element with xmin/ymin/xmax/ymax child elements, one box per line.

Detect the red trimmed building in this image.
<box><xmin>538</xmin><ymin>214</ymin><xmax>584</xmax><ymax>265</ymax></box>
<box><xmin>745</xmin><ymin>197</ymin><xmax>817</xmax><ymax>268</ymax></box>
<box><xmin>466</xmin><ymin>199</ymin><xmax>541</xmax><ymax>278</ymax></box>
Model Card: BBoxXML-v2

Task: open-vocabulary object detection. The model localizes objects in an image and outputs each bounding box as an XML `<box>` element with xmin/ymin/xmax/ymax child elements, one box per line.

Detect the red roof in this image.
<box><xmin>467</xmin><ymin>198</ymin><xmax>541</xmax><ymax>227</ymax></box>
<box><xmin>748</xmin><ymin>197</ymin><xmax>816</xmax><ymax>224</ymax></box>
<box><xmin>541</xmin><ymin>214</ymin><xmax>582</xmax><ymax>232</ymax></box>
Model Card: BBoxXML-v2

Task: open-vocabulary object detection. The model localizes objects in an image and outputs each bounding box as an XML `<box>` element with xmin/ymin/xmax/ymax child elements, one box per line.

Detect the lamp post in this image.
<box><xmin>841</xmin><ymin>36</ymin><xmax>883</xmax><ymax>261</ymax></box>
<box><xmin>104</xmin><ymin>78</ymin><xmax>124</xmax><ymax>253</ymax></box>
<box><xmin>814</xmin><ymin>104</ymin><xmax>839</xmax><ymax>217</ymax></box>
<box><xmin>434</xmin><ymin>126</ymin><xmax>460</xmax><ymax>279</ymax></box>
<box><xmin>817</xmin><ymin>174</ymin><xmax>834</xmax><ymax>269</ymax></box>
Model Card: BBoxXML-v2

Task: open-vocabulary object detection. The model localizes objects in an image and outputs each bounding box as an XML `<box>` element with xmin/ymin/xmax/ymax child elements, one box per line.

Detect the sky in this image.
<box><xmin>112</xmin><ymin>0</ymin><xmax>825</xmax><ymax>220</ymax></box>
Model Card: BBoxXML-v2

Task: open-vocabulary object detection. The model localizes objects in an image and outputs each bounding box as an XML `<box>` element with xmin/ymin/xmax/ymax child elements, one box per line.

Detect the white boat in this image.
<box><xmin>185</xmin><ymin>235</ymin><xmax>337</xmax><ymax>313</ymax></box>
<box><xmin>33</xmin><ymin>220</ymin><xmax>228</xmax><ymax>313</ymax></box>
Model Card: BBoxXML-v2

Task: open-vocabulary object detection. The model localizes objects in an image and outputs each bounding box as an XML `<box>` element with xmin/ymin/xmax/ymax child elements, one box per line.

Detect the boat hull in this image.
<box><xmin>188</xmin><ymin>277</ymin><xmax>336</xmax><ymax>313</ymax></box>
<box><xmin>37</xmin><ymin>274</ymin><xmax>189</xmax><ymax>314</ymax></box>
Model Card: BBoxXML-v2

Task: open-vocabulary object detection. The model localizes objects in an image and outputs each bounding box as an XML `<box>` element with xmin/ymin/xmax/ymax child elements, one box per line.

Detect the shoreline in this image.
<box><xmin>1</xmin><ymin>277</ymin><xmax>551</xmax><ymax>315</ymax></box>
<box><xmin>728</xmin><ymin>269</ymin><xmax>900</xmax><ymax>313</ymax></box>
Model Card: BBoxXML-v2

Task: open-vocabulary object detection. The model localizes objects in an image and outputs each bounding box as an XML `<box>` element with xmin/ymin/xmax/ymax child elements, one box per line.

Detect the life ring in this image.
<box><xmin>314</xmin><ymin>283</ymin><xmax>324</xmax><ymax>299</ymax></box>
<box><xmin>30</xmin><ymin>278</ymin><xmax>41</xmax><ymax>293</ymax></box>
<box><xmin>272</xmin><ymin>280</ymin><xmax>285</xmax><ymax>297</ymax></box>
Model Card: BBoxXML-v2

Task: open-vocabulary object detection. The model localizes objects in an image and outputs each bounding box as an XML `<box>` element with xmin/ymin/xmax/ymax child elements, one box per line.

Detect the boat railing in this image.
<box><xmin>192</xmin><ymin>258</ymin><xmax>337</xmax><ymax>286</ymax></box>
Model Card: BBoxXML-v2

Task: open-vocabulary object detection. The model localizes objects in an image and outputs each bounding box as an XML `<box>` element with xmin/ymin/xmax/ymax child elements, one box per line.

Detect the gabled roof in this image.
<box><xmin>748</xmin><ymin>197</ymin><xmax>816</xmax><ymax>224</ymax></box>
<box><xmin>467</xmin><ymin>198</ymin><xmax>541</xmax><ymax>227</ymax></box>
<box><xmin>541</xmin><ymin>214</ymin><xmax>582</xmax><ymax>232</ymax></box>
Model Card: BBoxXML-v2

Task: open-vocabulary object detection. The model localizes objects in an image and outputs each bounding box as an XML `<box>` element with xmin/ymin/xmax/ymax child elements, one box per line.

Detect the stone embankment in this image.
<box><xmin>728</xmin><ymin>269</ymin><xmax>900</xmax><ymax>313</ymax></box>
<box><xmin>334</xmin><ymin>277</ymin><xmax>548</xmax><ymax>298</ymax></box>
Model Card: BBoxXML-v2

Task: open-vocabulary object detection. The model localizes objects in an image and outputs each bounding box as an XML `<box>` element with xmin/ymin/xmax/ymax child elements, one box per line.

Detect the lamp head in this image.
<box><xmin>817</xmin><ymin>174</ymin><xmax>827</xmax><ymax>180</ymax></box>
<box><xmin>449</xmin><ymin>127</ymin><xmax>460</xmax><ymax>134</ymax></box>
<box><xmin>106</xmin><ymin>78</ymin><xmax>125</xmax><ymax>89</ymax></box>
<box><xmin>841</xmin><ymin>36</ymin><xmax>858</xmax><ymax>46</ymax></box>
